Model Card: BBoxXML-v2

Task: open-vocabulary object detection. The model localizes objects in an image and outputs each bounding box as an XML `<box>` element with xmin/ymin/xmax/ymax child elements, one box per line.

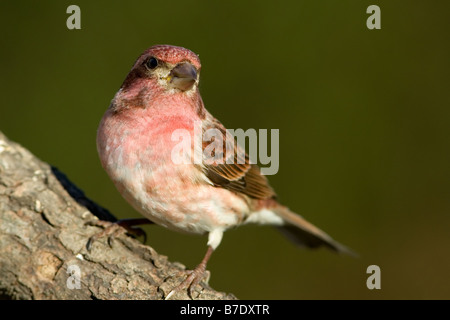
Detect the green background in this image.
<box><xmin>1</xmin><ymin>1</ymin><xmax>449</xmax><ymax>299</ymax></box>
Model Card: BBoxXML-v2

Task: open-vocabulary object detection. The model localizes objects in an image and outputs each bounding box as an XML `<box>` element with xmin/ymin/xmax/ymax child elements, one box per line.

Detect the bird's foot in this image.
<box><xmin>85</xmin><ymin>218</ymin><xmax>151</xmax><ymax>251</ymax></box>
<box><xmin>165</xmin><ymin>264</ymin><xmax>210</xmax><ymax>300</ymax></box>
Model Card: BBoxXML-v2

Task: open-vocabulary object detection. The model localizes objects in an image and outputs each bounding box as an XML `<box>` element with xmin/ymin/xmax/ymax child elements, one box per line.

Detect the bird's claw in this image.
<box><xmin>165</xmin><ymin>267</ymin><xmax>209</xmax><ymax>300</ymax></box>
<box><xmin>85</xmin><ymin>219</ymin><xmax>148</xmax><ymax>251</ymax></box>
<box><xmin>85</xmin><ymin>220</ymin><xmax>125</xmax><ymax>251</ymax></box>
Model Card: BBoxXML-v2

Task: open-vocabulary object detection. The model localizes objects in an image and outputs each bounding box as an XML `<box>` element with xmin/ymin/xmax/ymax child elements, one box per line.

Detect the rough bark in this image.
<box><xmin>0</xmin><ymin>131</ymin><xmax>236</xmax><ymax>300</ymax></box>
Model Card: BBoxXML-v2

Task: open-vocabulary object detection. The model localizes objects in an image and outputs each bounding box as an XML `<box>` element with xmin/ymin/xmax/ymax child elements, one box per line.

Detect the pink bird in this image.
<box><xmin>96</xmin><ymin>44</ymin><xmax>353</xmax><ymax>298</ymax></box>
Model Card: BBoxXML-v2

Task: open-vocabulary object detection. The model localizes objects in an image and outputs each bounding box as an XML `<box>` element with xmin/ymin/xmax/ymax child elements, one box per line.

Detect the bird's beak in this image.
<box><xmin>168</xmin><ymin>62</ymin><xmax>197</xmax><ymax>91</ymax></box>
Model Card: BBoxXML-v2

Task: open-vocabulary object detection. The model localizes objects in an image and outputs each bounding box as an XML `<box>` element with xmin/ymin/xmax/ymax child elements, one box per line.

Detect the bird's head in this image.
<box><xmin>111</xmin><ymin>45</ymin><xmax>202</xmax><ymax>112</ymax></box>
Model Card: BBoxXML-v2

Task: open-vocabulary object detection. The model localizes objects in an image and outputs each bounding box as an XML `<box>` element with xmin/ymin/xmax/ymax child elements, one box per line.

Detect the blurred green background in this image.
<box><xmin>1</xmin><ymin>1</ymin><xmax>449</xmax><ymax>299</ymax></box>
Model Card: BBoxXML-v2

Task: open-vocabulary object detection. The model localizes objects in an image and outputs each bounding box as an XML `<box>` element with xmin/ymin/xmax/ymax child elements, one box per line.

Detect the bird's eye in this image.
<box><xmin>146</xmin><ymin>57</ymin><xmax>158</xmax><ymax>70</ymax></box>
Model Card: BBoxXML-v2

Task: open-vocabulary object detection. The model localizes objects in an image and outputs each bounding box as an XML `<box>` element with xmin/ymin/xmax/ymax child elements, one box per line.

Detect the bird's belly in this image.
<box><xmin>108</xmin><ymin>157</ymin><xmax>248</xmax><ymax>235</ymax></box>
<box><xmin>98</xmin><ymin>118</ymin><xmax>249</xmax><ymax>235</ymax></box>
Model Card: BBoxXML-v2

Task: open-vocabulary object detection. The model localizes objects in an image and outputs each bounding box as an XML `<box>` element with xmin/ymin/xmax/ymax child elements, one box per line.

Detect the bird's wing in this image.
<box><xmin>200</xmin><ymin>113</ymin><xmax>276</xmax><ymax>200</ymax></box>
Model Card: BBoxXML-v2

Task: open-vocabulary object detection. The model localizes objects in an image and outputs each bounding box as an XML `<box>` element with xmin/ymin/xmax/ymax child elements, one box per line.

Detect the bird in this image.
<box><xmin>95</xmin><ymin>44</ymin><xmax>353</xmax><ymax>299</ymax></box>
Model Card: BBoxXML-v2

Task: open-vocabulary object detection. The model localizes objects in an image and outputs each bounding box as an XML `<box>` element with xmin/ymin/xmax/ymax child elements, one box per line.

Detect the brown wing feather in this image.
<box><xmin>201</xmin><ymin>114</ymin><xmax>276</xmax><ymax>200</ymax></box>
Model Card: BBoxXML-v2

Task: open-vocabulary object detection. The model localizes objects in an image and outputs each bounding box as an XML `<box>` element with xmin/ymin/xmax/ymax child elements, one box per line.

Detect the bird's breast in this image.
<box><xmin>96</xmin><ymin>107</ymin><xmax>247</xmax><ymax>234</ymax></box>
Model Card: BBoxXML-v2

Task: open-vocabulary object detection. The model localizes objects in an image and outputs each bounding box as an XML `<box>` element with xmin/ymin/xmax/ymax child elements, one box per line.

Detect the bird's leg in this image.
<box><xmin>86</xmin><ymin>218</ymin><xmax>153</xmax><ymax>251</ymax></box>
<box><xmin>166</xmin><ymin>245</ymin><xmax>214</xmax><ymax>300</ymax></box>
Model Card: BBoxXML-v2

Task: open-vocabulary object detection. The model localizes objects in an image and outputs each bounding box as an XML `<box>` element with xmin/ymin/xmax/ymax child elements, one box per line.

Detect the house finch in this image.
<box><xmin>96</xmin><ymin>44</ymin><xmax>353</xmax><ymax>298</ymax></box>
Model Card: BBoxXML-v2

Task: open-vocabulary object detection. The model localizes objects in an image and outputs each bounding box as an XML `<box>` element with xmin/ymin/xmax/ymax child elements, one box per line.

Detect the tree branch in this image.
<box><xmin>0</xmin><ymin>131</ymin><xmax>236</xmax><ymax>300</ymax></box>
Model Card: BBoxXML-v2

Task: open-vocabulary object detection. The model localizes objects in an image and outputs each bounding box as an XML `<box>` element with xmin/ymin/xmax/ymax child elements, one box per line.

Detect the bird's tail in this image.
<box><xmin>273</xmin><ymin>206</ymin><xmax>356</xmax><ymax>256</ymax></box>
